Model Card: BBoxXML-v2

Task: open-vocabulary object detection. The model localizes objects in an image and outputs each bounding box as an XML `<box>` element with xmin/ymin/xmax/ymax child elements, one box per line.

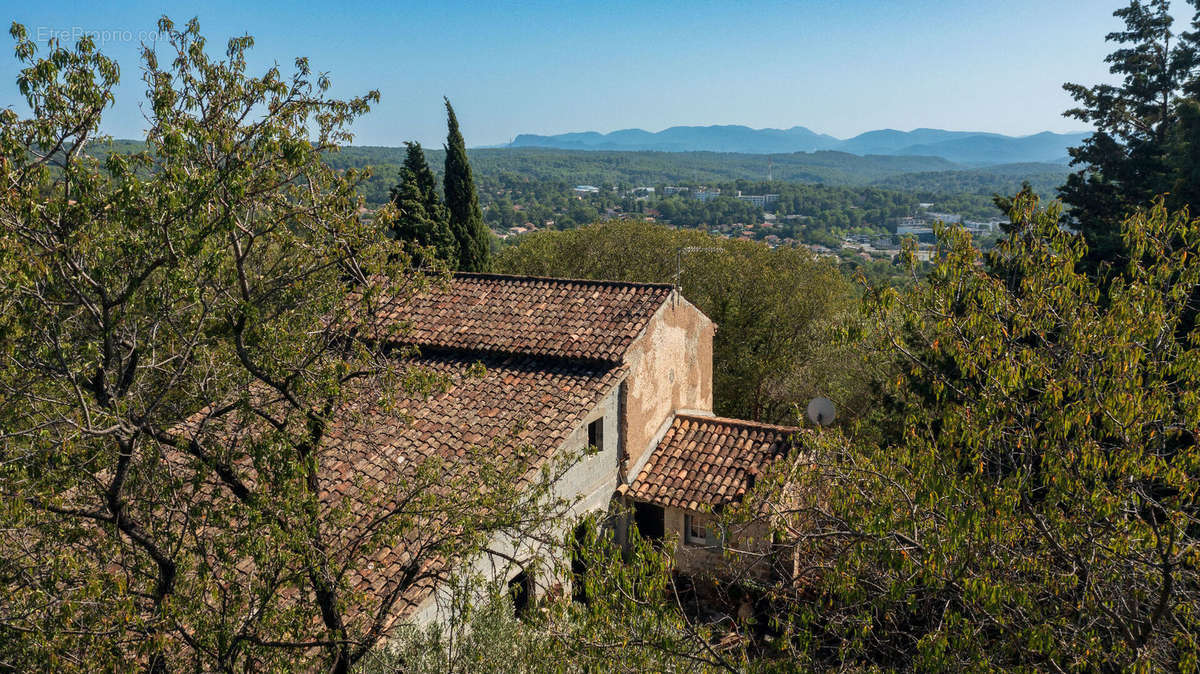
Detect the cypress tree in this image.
<box><xmin>442</xmin><ymin>98</ymin><xmax>490</xmax><ymax>272</ymax></box>
<box><xmin>389</xmin><ymin>141</ymin><xmax>456</xmax><ymax>267</ymax></box>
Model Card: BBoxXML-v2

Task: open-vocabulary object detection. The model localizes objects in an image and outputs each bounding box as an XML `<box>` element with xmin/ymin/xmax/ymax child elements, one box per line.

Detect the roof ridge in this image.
<box><xmin>365</xmin><ymin>273</ymin><xmax>682</xmax><ymax>364</ymax></box>
<box><xmin>674</xmin><ymin>413</ymin><xmax>802</xmax><ymax>434</ymax></box>
<box><xmin>453</xmin><ymin>271</ymin><xmax>676</xmax><ymax>291</ymax></box>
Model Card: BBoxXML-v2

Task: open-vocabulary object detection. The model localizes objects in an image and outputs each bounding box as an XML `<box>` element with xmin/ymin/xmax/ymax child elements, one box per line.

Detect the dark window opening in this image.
<box><xmin>508</xmin><ymin>570</ymin><xmax>531</xmax><ymax>616</ymax></box>
<box><xmin>587</xmin><ymin>417</ymin><xmax>604</xmax><ymax>451</ymax></box>
<box><xmin>633</xmin><ymin>501</ymin><xmax>664</xmax><ymax>541</ymax></box>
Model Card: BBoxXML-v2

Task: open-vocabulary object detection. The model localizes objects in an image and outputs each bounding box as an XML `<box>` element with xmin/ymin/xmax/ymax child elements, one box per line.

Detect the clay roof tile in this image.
<box><xmin>625</xmin><ymin>414</ymin><xmax>801</xmax><ymax>510</ymax></box>
<box><xmin>358</xmin><ymin>273</ymin><xmax>674</xmax><ymax>364</ymax></box>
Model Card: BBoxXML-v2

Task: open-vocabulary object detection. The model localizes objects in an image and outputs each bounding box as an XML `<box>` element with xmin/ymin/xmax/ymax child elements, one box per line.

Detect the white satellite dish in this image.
<box><xmin>807</xmin><ymin>397</ymin><xmax>836</xmax><ymax>426</ymax></box>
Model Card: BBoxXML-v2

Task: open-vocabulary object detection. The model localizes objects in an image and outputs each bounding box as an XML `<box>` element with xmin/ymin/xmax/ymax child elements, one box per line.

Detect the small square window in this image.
<box><xmin>587</xmin><ymin>417</ymin><xmax>604</xmax><ymax>451</ymax></box>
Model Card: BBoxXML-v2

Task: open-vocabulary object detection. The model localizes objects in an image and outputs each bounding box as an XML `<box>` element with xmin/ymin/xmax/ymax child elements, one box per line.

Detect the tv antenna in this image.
<box><xmin>673</xmin><ymin>246</ymin><xmax>724</xmax><ymax>292</ymax></box>
<box><xmin>806</xmin><ymin>397</ymin><xmax>836</xmax><ymax>427</ymax></box>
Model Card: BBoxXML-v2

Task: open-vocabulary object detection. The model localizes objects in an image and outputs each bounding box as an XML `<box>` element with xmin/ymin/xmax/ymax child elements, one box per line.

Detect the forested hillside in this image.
<box><xmin>88</xmin><ymin>140</ymin><xmax>1057</xmax><ymax>206</ymax></box>
<box><xmin>331</xmin><ymin>147</ymin><xmax>965</xmax><ymax>205</ymax></box>
<box><xmin>870</xmin><ymin>162</ymin><xmax>1068</xmax><ymax>196</ymax></box>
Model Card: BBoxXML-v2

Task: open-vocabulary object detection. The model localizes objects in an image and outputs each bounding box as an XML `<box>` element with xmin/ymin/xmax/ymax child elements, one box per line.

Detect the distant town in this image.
<box><xmin>495</xmin><ymin>183</ymin><xmax>1006</xmax><ymax>264</ymax></box>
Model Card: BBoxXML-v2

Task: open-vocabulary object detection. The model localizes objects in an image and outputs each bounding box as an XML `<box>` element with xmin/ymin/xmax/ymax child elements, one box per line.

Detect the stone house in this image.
<box><xmin>162</xmin><ymin>271</ymin><xmax>808</xmax><ymax>630</ymax></box>
<box><xmin>349</xmin><ymin>272</ymin><xmax>803</xmax><ymax>624</ymax></box>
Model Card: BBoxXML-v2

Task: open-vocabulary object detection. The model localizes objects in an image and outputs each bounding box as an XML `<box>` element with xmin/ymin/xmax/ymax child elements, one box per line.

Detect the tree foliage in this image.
<box><xmin>652</xmin><ymin>195</ymin><xmax>764</xmax><ymax>228</ymax></box>
<box><xmin>762</xmin><ymin>194</ymin><xmax>1200</xmax><ymax>670</ymax></box>
<box><xmin>443</xmin><ymin>98</ymin><xmax>490</xmax><ymax>272</ymax></box>
<box><xmin>0</xmin><ymin>20</ymin><xmax>576</xmax><ymax>672</ymax></box>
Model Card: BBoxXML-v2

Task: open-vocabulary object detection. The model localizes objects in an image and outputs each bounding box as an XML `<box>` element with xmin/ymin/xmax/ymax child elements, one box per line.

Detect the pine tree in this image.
<box><xmin>1167</xmin><ymin>99</ymin><xmax>1200</xmax><ymax>210</ymax></box>
<box><xmin>1060</xmin><ymin>0</ymin><xmax>1200</xmax><ymax>269</ymax></box>
<box><xmin>442</xmin><ymin>98</ymin><xmax>490</xmax><ymax>272</ymax></box>
<box><xmin>389</xmin><ymin>142</ymin><xmax>456</xmax><ymax>266</ymax></box>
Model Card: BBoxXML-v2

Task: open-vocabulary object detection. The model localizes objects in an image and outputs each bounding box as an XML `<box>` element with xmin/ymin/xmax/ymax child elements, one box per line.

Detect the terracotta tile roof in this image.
<box><xmin>166</xmin><ymin>352</ymin><xmax>624</xmax><ymax>629</ymax></box>
<box><xmin>624</xmin><ymin>414</ymin><xmax>800</xmax><ymax>511</ymax></box>
<box><xmin>323</xmin><ymin>352</ymin><xmax>624</xmax><ymax>620</ymax></box>
<box><xmin>364</xmin><ymin>273</ymin><xmax>675</xmax><ymax>363</ymax></box>
<box><xmin>319</xmin><ymin>353</ymin><xmax>621</xmax><ymax>482</ymax></box>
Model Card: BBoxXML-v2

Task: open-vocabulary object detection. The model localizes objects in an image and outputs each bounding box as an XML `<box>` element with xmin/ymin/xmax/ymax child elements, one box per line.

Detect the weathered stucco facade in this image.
<box><xmin>360</xmin><ymin>272</ymin><xmax>799</xmax><ymax>634</ymax></box>
<box><xmin>411</xmin><ymin>384</ymin><xmax>624</xmax><ymax>626</ymax></box>
<box><xmin>619</xmin><ymin>293</ymin><xmax>715</xmax><ymax>477</ymax></box>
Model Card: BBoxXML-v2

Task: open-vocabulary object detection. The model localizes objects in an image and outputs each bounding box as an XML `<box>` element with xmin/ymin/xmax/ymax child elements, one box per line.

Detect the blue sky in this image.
<box><xmin>0</xmin><ymin>1</ymin><xmax>1166</xmax><ymax>147</ymax></box>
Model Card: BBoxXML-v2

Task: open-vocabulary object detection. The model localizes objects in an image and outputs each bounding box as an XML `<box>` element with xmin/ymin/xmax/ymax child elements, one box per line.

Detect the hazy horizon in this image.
<box><xmin>494</xmin><ymin>124</ymin><xmax>1093</xmax><ymax>145</ymax></box>
<box><xmin>99</xmin><ymin>124</ymin><xmax>1094</xmax><ymax>151</ymax></box>
<box><xmin>4</xmin><ymin>1</ymin><xmax>1191</xmax><ymax>147</ymax></box>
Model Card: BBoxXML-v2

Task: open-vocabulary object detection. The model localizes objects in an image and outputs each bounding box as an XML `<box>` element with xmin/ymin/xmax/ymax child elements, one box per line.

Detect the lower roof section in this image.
<box><xmin>622</xmin><ymin>414</ymin><xmax>801</xmax><ymax>512</ymax></box>
<box><xmin>326</xmin><ymin>351</ymin><xmax>625</xmax><ymax>620</ymax></box>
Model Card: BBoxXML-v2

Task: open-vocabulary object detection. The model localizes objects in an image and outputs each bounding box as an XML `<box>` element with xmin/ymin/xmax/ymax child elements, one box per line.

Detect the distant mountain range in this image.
<box><xmin>507</xmin><ymin>125</ymin><xmax>1089</xmax><ymax>166</ymax></box>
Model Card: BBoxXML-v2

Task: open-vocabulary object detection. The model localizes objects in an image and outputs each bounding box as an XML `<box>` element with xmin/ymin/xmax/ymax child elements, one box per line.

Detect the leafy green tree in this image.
<box><xmin>1061</xmin><ymin>0</ymin><xmax>1200</xmax><ymax>268</ymax></box>
<box><xmin>0</xmin><ymin>20</ymin><xmax>579</xmax><ymax>672</ymax></box>
<box><xmin>442</xmin><ymin>98</ymin><xmax>490</xmax><ymax>271</ymax></box>
<box><xmin>762</xmin><ymin>194</ymin><xmax>1200</xmax><ymax>670</ymax></box>
<box><xmin>390</xmin><ymin>141</ymin><xmax>456</xmax><ymax>266</ymax></box>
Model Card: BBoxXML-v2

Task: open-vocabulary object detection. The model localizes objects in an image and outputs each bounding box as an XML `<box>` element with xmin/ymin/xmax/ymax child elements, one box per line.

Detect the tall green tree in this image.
<box><xmin>0</xmin><ymin>20</ymin><xmax>579</xmax><ymax>672</ymax></box>
<box><xmin>1061</xmin><ymin>0</ymin><xmax>1200</xmax><ymax>268</ymax></box>
<box><xmin>442</xmin><ymin>98</ymin><xmax>490</xmax><ymax>271</ymax></box>
<box><xmin>1167</xmin><ymin>99</ymin><xmax>1200</xmax><ymax>210</ymax></box>
<box><xmin>389</xmin><ymin>141</ymin><xmax>456</xmax><ymax>266</ymax></box>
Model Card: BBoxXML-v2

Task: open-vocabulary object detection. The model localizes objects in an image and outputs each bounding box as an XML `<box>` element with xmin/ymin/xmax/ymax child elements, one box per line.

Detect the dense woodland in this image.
<box><xmin>326</xmin><ymin>146</ymin><xmax>1064</xmax><ymax>204</ymax></box>
<box><xmin>5</xmin><ymin>1</ymin><xmax>1200</xmax><ymax>671</ymax></box>
<box><xmin>341</xmin><ymin>146</ymin><xmax>1059</xmax><ymax>235</ymax></box>
<box><xmin>331</xmin><ymin>145</ymin><xmax>966</xmax><ymax>192</ymax></box>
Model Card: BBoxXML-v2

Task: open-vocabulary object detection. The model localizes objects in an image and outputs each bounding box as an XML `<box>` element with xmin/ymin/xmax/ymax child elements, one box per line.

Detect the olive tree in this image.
<box><xmin>0</xmin><ymin>19</ymin><xmax>574</xmax><ymax>672</ymax></box>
